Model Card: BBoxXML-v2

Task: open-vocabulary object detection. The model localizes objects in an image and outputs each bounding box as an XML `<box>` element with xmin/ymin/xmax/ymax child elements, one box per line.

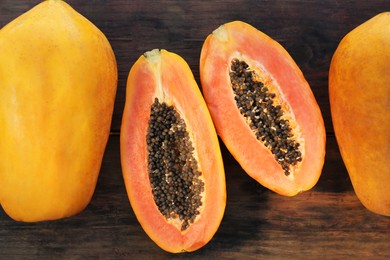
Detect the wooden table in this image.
<box><xmin>1</xmin><ymin>0</ymin><xmax>389</xmax><ymax>258</ymax></box>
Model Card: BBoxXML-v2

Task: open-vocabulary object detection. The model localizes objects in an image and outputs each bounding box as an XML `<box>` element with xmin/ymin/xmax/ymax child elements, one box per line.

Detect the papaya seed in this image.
<box><xmin>147</xmin><ymin>98</ymin><xmax>203</xmax><ymax>231</ymax></box>
<box><xmin>230</xmin><ymin>59</ymin><xmax>302</xmax><ymax>176</ymax></box>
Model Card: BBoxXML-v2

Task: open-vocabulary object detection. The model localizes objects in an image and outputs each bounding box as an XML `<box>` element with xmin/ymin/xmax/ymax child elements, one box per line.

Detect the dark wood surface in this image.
<box><xmin>1</xmin><ymin>0</ymin><xmax>390</xmax><ymax>258</ymax></box>
<box><xmin>1</xmin><ymin>136</ymin><xmax>390</xmax><ymax>259</ymax></box>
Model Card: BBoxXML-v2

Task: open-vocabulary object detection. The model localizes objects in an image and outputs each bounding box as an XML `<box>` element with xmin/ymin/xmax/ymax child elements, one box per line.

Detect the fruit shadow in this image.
<box><xmin>190</xmin><ymin>135</ymin><xmax>354</xmax><ymax>255</ymax></box>
<box><xmin>200</xmin><ymin>140</ymin><xmax>268</xmax><ymax>254</ymax></box>
<box><xmin>314</xmin><ymin>135</ymin><xmax>353</xmax><ymax>193</ymax></box>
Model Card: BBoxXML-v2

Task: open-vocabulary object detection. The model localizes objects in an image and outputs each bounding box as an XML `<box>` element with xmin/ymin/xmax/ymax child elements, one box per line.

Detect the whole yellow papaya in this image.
<box><xmin>0</xmin><ymin>0</ymin><xmax>117</xmax><ymax>221</ymax></box>
<box><xmin>329</xmin><ymin>12</ymin><xmax>390</xmax><ymax>216</ymax></box>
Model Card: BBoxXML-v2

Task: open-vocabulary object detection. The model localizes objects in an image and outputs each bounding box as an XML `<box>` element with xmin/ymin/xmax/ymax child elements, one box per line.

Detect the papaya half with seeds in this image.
<box><xmin>329</xmin><ymin>12</ymin><xmax>390</xmax><ymax>216</ymax></box>
<box><xmin>200</xmin><ymin>21</ymin><xmax>326</xmax><ymax>196</ymax></box>
<box><xmin>120</xmin><ymin>49</ymin><xmax>226</xmax><ymax>253</ymax></box>
<box><xmin>0</xmin><ymin>0</ymin><xmax>117</xmax><ymax>221</ymax></box>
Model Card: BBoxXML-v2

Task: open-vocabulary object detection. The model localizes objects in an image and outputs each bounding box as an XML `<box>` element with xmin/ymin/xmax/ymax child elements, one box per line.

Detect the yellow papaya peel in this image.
<box><xmin>0</xmin><ymin>0</ymin><xmax>117</xmax><ymax>221</ymax></box>
<box><xmin>329</xmin><ymin>12</ymin><xmax>390</xmax><ymax>216</ymax></box>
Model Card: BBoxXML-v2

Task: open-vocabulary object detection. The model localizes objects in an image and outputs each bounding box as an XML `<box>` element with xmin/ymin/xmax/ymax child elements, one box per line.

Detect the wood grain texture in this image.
<box><xmin>1</xmin><ymin>0</ymin><xmax>390</xmax><ymax>258</ymax></box>
<box><xmin>0</xmin><ymin>136</ymin><xmax>389</xmax><ymax>259</ymax></box>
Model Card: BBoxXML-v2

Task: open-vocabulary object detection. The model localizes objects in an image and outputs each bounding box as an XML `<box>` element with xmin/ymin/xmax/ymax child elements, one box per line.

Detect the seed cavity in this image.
<box><xmin>230</xmin><ymin>59</ymin><xmax>302</xmax><ymax>175</ymax></box>
<box><xmin>147</xmin><ymin>98</ymin><xmax>204</xmax><ymax>231</ymax></box>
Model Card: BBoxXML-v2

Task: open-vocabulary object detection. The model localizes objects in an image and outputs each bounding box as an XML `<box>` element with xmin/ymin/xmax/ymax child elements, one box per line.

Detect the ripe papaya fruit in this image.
<box><xmin>200</xmin><ymin>21</ymin><xmax>326</xmax><ymax>196</ymax></box>
<box><xmin>0</xmin><ymin>0</ymin><xmax>117</xmax><ymax>221</ymax></box>
<box><xmin>120</xmin><ymin>49</ymin><xmax>226</xmax><ymax>253</ymax></box>
<box><xmin>329</xmin><ymin>12</ymin><xmax>390</xmax><ymax>216</ymax></box>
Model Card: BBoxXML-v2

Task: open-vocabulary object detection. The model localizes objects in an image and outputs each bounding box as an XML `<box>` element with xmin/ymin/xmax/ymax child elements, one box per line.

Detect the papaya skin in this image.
<box><xmin>200</xmin><ymin>21</ymin><xmax>326</xmax><ymax>196</ymax></box>
<box><xmin>329</xmin><ymin>12</ymin><xmax>390</xmax><ymax>216</ymax></box>
<box><xmin>0</xmin><ymin>0</ymin><xmax>117</xmax><ymax>221</ymax></box>
<box><xmin>120</xmin><ymin>49</ymin><xmax>226</xmax><ymax>253</ymax></box>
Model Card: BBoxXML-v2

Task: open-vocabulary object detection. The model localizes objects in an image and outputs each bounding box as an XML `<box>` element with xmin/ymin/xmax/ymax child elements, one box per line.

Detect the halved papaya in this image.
<box><xmin>200</xmin><ymin>21</ymin><xmax>326</xmax><ymax>196</ymax></box>
<box><xmin>120</xmin><ymin>49</ymin><xmax>226</xmax><ymax>252</ymax></box>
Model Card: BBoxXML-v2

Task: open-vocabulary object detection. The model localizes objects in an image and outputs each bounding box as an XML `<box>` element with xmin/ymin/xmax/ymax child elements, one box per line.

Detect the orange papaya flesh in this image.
<box><xmin>0</xmin><ymin>0</ymin><xmax>117</xmax><ymax>221</ymax></box>
<box><xmin>200</xmin><ymin>21</ymin><xmax>326</xmax><ymax>196</ymax></box>
<box><xmin>120</xmin><ymin>49</ymin><xmax>226</xmax><ymax>252</ymax></box>
<box><xmin>329</xmin><ymin>12</ymin><xmax>390</xmax><ymax>216</ymax></box>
